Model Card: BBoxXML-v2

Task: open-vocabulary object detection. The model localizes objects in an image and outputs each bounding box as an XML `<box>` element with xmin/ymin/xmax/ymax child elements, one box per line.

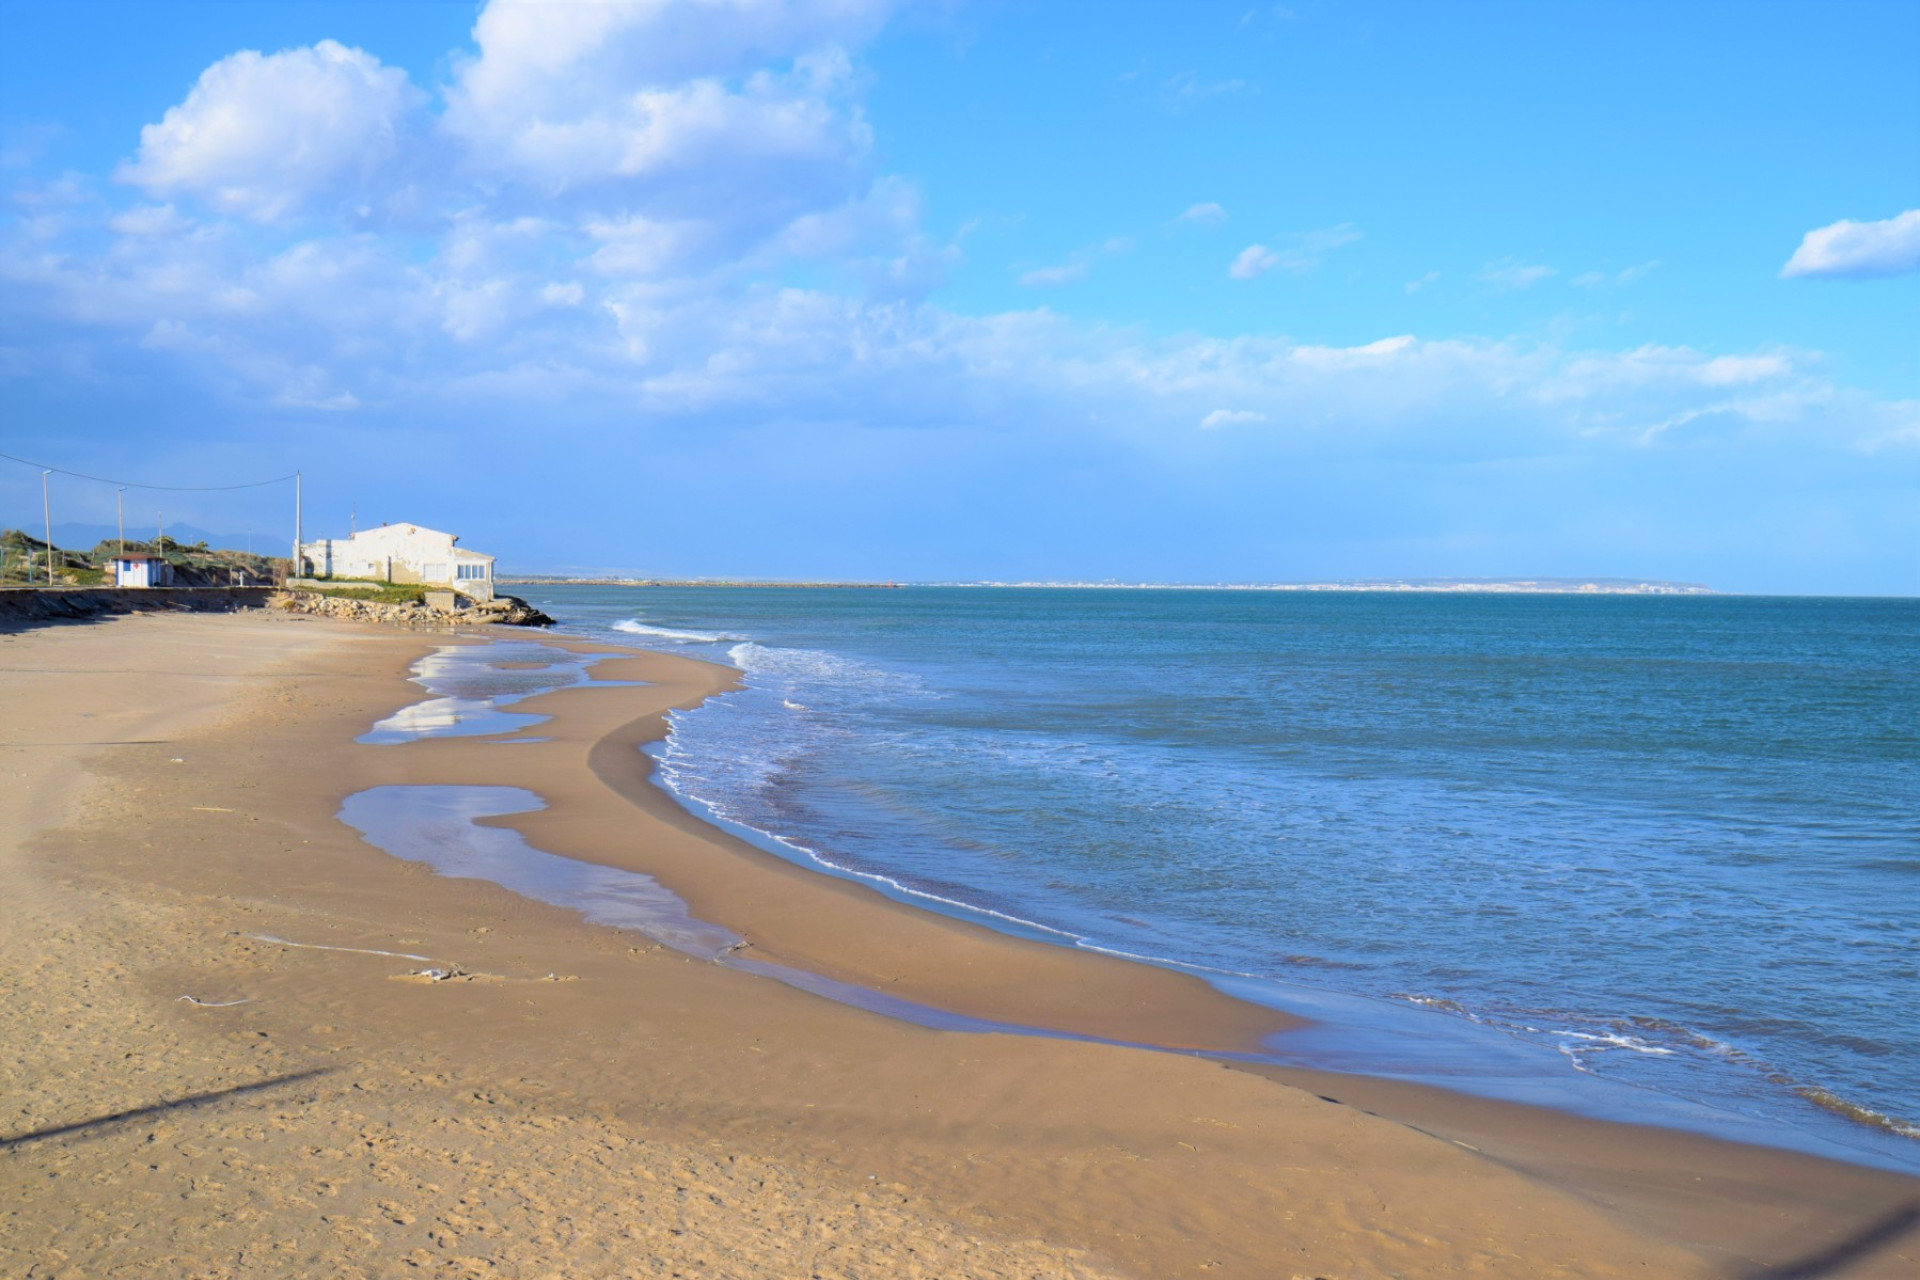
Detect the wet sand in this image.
<box><xmin>2</xmin><ymin>611</ymin><xmax>1914</xmax><ymax>1278</ymax></box>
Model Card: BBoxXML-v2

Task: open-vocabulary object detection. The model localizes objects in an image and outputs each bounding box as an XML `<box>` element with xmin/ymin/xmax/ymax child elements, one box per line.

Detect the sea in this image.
<box><xmin>511</xmin><ymin>584</ymin><xmax>1918</xmax><ymax>1172</ymax></box>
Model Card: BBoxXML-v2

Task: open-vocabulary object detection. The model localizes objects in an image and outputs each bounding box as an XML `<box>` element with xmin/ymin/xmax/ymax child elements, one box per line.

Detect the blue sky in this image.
<box><xmin>2</xmin><ymin>0</ymin><xmax>1916</xmax><ymax>591</ymax></box>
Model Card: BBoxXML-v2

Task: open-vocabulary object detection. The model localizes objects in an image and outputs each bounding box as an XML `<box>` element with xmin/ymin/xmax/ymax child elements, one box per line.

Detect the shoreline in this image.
<box><xmin>644</xmin><ymin>741</ymin><xmax>1920</xmax><ymax>1171</ymax></box>
<box><xmin>570</xmin><ymin>593</ymin><xmax>1920</xmax><ymax>1173</ymax></box>
<box><xmin>500</xmin><ymin>577</ymin><xmax>1718</xmax><ymax>594</ymax></box>
<box><xmin>3</xmin><ymin>611</ymin><xmax>1914</xmax><ymax>1277</ymax></box>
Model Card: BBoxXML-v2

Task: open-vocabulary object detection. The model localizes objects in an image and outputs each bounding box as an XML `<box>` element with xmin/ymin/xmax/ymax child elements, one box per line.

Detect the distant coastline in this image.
<box><xmin>499</xmin><ymin>576</ymin><xmax>1715</xmax><ymax>595</ymax></box>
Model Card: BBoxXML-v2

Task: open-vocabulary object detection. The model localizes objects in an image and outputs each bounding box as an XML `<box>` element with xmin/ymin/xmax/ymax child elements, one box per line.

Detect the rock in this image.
<box><xmin>265</xmin><ymin>591</ymin><xmax>552</xmax><ymax>628</ymax></box>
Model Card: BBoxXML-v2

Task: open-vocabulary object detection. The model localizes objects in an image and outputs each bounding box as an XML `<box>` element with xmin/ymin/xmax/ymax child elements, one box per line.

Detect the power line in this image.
<box><xmin>0</xmin><ymin>449</ymin><xmax>296</xmax><ymax>492</ymax></box>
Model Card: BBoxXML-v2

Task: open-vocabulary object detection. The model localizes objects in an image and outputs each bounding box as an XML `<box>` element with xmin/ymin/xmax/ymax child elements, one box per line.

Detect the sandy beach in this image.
<box><xmin>3</xmin><ymin>611</ymin><xmax>1914</xmax><ymax>1279</ymax></box>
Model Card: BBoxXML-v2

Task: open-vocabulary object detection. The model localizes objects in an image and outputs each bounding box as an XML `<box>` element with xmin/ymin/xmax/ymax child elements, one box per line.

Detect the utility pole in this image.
<box><xmin>117</xmin><ymin>488</ymin><xmax>125</xmax><ymax>556</ymax></box>
<box><xmin>41</xmin><ymin>470</ymin><xmax>54</xmax><ymax>585</ymax></box>
<box><xmin>293</xmin><ymin>471</ymin><xmax>303</xmax><ymax>581</ymax></box>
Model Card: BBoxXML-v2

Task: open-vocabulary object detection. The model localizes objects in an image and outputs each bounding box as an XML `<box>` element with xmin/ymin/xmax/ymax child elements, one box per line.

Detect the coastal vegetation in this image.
<box><xmin>297</xmin><ymin>578</ymin><xmax>430</xmax><ymax>605</ymax></box>
<box><xmin>0</xmin><ymin>528</ymin><xmax>285</xmax><ymax>588</ymax></box>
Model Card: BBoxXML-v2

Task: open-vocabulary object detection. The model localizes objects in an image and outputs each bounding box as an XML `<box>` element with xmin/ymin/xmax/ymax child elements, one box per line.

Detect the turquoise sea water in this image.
<box><xmin>518</xmin><ymin>585</ymin><xmax>1918</xmax><ymax>1169</ymax></box>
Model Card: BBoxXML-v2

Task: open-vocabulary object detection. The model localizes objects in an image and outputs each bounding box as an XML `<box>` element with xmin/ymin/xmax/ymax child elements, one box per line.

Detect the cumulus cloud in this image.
<box><xmin>118</xmin><ymin>40</ymin><xmax>421</xmax><ymax>223</ymax></box>
<box><xmin>452</xmin><ymin>0</ymin><xmax>894</xmax><ymax>110</ymax></box>
<box><xmin>442</xmin><ymin>0</ymin><xmax>885</xmax><ymax>202</ymax></box>
<box><xmin>1781</xmin><ymin>209</ymin><xmax>1920</xmax><ymax>279</ymax></box>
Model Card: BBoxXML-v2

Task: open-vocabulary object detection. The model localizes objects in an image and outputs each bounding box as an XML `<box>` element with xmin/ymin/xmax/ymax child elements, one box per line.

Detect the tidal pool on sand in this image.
<box><xmin>358</xmin><ymin>641</ymin><xmax>631</xmax><ymax>745</ymax></box>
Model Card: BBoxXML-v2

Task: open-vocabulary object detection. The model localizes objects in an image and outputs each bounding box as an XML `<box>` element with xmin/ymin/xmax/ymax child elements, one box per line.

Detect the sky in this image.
<box><xmin>1</xmin><ymin>0</ymin><xmax>1916</xmax><ymax>592</ymax></box>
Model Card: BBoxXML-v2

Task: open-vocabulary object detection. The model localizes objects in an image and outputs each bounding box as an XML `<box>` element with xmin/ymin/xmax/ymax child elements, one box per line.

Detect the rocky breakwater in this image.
<box><xmin>269</xmin><ymin>591</ymin><xmax>553</xmax><ymax>628</ymax></box>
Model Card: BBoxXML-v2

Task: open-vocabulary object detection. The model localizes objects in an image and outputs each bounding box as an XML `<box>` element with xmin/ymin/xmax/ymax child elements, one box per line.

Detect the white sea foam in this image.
<box><xmin>613</xmin><ymin>619</ymin><xmax>740</xmax><ymax>644</ymax></box>
<box><xmin>1555</xmin><ymin>1030</ymin><xmax>1676</xmax><ymax>1056</ymax></box>
<box><xmin>726</xmin><ymin>641</ymin><xmax>938</xmax><ymax>701</ymax></box>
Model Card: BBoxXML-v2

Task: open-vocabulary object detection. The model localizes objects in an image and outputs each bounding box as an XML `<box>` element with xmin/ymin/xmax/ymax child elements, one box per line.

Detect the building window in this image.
<box><xmin>457</xmin><ymin>563</ymin><xmax>488</xmax><ymax>580</ymax></box>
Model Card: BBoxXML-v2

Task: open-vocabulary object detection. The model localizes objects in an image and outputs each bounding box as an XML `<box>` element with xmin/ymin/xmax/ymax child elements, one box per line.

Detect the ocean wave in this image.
<box><xmin>1795</xmin><ymin>1087</ymin><xmax>1920</xmax><ymax>1140</ymax></box>
<box><xmin>730</xmin><ymin>639</ymin><xmax>871</xmax><ymax>680</ymax></box>
<box><xmin>613</xmin><ymin>619</ymin><xmax>742</xmax><ymax>644</ymax></box>
<box><xmin>1393</xmin><ymin>993</ymin><xmax>1476</xmax><ymax>1016</ymax></box>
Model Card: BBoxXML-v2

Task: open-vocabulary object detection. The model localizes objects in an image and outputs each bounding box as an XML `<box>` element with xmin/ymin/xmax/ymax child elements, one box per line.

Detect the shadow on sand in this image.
<box><xmin>0</xmin><ymin>1067</ymin><xmax>331</xmax><ymax>1151</ymax></box>
<box><xmin>1732</xmin><ymin>1200</ymin><xmax>1920</xmax><ymax>1279</ymax></box>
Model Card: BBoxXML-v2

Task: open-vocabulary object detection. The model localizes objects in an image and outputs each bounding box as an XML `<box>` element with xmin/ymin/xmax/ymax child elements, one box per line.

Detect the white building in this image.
<box><xmin>110</xmin><ymin>553</ymin><xmax>174</xmax><ymax>588</ymax></box>
<box><xmin>299</xmin><ymin>523</ymin><xmax>496</xmax><ymax>601</ymax></box>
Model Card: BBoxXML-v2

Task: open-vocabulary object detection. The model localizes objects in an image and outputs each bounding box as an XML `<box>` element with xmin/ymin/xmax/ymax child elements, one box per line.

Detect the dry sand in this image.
<box><xmin>1</xmin><ymin>611</ymin><xmax>1914</xmax><ymax>1279</ymax></box>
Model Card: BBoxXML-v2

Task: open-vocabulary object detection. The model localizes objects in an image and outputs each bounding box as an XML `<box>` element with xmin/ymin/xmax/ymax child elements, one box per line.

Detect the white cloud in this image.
<box><xmin>1573</xmin><ymin>261</ymin><xmax>1658</xmax><ymax>289</ymax></box>
<box><xmin>452</xmin><ymin>0</ymin><xmax>894</xmax><ymax>113</ymax></box>
<box><xmin>118</xmin><ymin>40</ymin><xmax>421</xmax><ymax>223</ymax></box>
<box><xmin>1697</xmin><ymin>352</ymin><xmax>1793</xmax><ymax>386</ymax></box>
<box><xmin>1230</xmin><ymin>225</ymin><xmax>1360</xmax><ymax>280</ymax></box>
<box><xmin>2</xmin><ymin>4</ymin><xmax>1913</xmax><ymax>592</ymax></box>
<box><xmin>1781</xmin><ymin>209</ymin><xmax>1920</xmax><ymax>279</ymax></box>
<box><xmin>585</xmin><ymin>213</ymin><xmax>711</xmax><ymax>277</ymax></box>
<box><xmin>6</xmin><ymin>0</ymin><xmax>1911</xmax><ymax>565</ymax></box>
<box><xmin>443</xmin><ymin>1</ymin><xmax>885</xmax><ymax>202</ymax></box>
<box><xmin>1290</xmin><ymin>335</ymin><xmax>1416</xmax><ymax>368</ymax></box>
<box><xmin>1164</xmin><ymin>72</ymin><xmax>1247</xmax><ymax>102</ymax></box>
<box><xmin>95</xmin><ymin>0</ymin><xmax>930</xmax><ymax>316</ymax></box>
<box><xmin>1229</xmin><ymin>244</ymin><xmax>1279</xmax><ymax>280</ymax></box>
<box><xmin>1479</xmin><ymin>258</ymin><xmax>1556</xmax><ymax>292</ymax></box>
<box><xmin>108</xmin><ymin>204</ymin><xmax>191</xmax><ymax>237</ymax></box>
<box><xmin>1017</xmin><ymin>236</ymin><xmax>1130</xmax><ymax>288</ymax></box>
<box><xmin>1018</xmin><ymin>263</ymin><xmax>1087</xmax><ymax>288</ymax></box>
